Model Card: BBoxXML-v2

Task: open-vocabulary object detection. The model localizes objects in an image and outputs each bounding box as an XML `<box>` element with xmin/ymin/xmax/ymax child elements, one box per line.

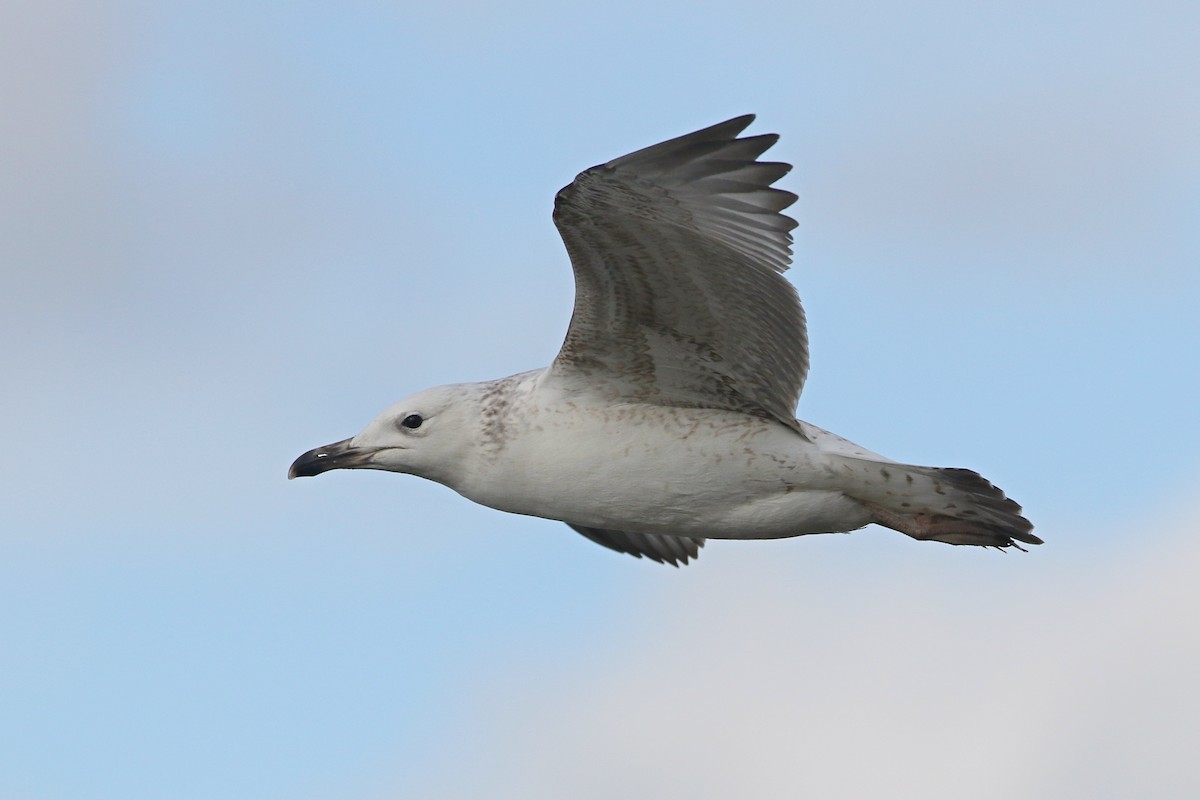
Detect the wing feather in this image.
<box><xmin>547</xmin><ymin>115</ymin><xmax>808</xmax><ymax>427</ymax></box>
<box><xmin>568</xmin><ymin>524</ymin><xmax>704</xmax><ymax>567</ymax></box>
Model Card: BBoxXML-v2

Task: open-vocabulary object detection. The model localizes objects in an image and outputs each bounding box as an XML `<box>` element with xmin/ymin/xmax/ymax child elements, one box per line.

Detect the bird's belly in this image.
<box><xmin>458</xmin><ymin>404</ymin><xmax>872</xmax><ymax>539</ymax></box>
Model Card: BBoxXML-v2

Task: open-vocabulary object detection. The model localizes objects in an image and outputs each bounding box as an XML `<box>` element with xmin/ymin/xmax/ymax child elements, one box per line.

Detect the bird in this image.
<box><xmin>289</xmin><ymin>115</ymin><xmax>1039</xmax><ymax>566</ymax></box>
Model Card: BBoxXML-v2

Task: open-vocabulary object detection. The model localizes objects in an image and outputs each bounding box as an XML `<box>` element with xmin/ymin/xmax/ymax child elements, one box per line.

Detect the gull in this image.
<box><xmin>289</xmin><ymin>115</ymin><xmax>1039</xmax><ymax>566</ymax></box>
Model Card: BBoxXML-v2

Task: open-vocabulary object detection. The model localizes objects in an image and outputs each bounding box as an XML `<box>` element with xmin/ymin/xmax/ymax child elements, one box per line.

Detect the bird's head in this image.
<box><xmin>288</xmin><ymin>384</ymin><xmax>476</xmax><ymax>485</ymax></box>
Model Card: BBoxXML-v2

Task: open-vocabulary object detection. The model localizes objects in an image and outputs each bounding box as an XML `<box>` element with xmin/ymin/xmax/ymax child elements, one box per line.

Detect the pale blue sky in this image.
<box><xmin>2</xmin><ymin>2</ymin><xmax>1198</xmax><ymax>798</ymax></box>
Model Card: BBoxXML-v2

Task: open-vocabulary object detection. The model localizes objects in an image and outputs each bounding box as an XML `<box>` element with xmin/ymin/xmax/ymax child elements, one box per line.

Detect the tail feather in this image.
<box><xmin>830</xmin><ymin>456</ymin><xmax>1040</xmax><ymax>549</ymax></box>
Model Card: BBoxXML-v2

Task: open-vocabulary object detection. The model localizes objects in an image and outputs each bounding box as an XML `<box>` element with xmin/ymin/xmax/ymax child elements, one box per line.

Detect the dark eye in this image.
<box><xmin>400</xmin><ymin>414</ymin><xmax>423</xmax><ymax>430</ymax></box>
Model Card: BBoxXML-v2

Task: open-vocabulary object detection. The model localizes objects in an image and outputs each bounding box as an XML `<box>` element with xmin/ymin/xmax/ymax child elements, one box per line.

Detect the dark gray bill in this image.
<box><xmin>288</xmin><ymin>438</ymin><xmax>372</xmax><ymax>479</ymax></box>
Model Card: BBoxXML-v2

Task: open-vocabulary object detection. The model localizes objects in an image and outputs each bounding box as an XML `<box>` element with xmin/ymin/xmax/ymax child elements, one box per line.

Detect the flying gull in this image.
<box><xmin>289</xmin><ymin>115</ymin><xmax>1039</xmax><ymax>566</ymax></box>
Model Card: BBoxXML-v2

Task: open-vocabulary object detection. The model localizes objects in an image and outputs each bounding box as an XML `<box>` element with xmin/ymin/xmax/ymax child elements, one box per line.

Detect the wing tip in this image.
<box><xmin>604</xmin><ymin>114</ymin><xmax>766</xmax><ymax>170</ymax></box>
<box><xmin>714</xmin><ymin>113</ymin><xmax>757</xmax><ymax>136</ymax></box>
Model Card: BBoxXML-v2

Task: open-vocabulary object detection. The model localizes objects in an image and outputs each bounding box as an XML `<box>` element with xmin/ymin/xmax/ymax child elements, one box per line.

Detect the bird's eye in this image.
<box><xmin>400</xmin><ymin>414</ymin><xmax>423</xmax><ymax>430</ymax></box>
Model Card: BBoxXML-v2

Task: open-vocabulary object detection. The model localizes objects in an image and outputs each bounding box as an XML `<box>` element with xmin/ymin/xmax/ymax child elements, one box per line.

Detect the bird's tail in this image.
<box><xmin>829</xmin><ymin>455</ymin><xmax>1041</xmax><ymax>549</ymax></box>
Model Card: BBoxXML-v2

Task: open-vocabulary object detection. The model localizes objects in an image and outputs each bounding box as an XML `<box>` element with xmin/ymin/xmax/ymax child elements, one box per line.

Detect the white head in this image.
<box><xmin>288</xmin><ymin>383</ymin><xmax>479</xmax><ymax>487</ymax></box>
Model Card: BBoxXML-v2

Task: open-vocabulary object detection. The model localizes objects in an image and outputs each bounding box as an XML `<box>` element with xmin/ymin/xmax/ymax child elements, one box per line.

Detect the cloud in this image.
<box><xmin>400</xmin><ymin>495</ymin><xmax>1200</xmax><ymax>799</ymax></box>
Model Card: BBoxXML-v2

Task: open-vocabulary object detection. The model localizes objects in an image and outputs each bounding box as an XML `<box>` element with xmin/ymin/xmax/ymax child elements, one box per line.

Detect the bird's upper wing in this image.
<box><xmin>546</xmin><ymin>115</ymin><xmax>808</xmax><ymax>428</ymax></box>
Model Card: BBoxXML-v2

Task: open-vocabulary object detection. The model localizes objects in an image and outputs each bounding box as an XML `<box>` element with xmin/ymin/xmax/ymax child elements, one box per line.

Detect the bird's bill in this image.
<box><xmin>288</xmin><ymin>438</ymin><xmax>375</xmax><ymax>479</ymax></box>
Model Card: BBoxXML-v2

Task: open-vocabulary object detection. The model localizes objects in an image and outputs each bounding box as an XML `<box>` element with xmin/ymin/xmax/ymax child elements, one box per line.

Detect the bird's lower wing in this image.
<box><xmin>568</xmin><ymin>524</ymin><xmax>704</xmax><ymax>567</ymax></box>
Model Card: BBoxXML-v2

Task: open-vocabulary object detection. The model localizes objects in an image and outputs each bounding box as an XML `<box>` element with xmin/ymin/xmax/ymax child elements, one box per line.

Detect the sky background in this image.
<box><xmin>3</xmin><ymin>1</ymin><xmax>1199</xmax><ymax>798</ymax></box>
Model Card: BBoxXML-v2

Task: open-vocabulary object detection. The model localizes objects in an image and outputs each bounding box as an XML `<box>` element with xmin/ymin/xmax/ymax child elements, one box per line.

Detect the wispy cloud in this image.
<box><xmin>405</xmin><ymin>493</ymin><xmax>1200</xmax><ymax>799</ymax></box>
